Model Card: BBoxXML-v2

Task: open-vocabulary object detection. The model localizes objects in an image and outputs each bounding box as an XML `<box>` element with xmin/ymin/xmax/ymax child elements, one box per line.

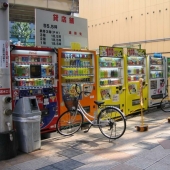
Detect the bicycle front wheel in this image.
<box><xmin>97</xmin><ymin>106</ymin><xmax>126</xmax><ymax>140</ymax></box>
<box><xmin>160</xmin><ymin>95</ymin><xmax>170</xmax><ymax>112</ymax></box>
<box><xmin>56</xmin><ymin>110</ymin><xmax>83</xmax><ymax>136</ymax></box>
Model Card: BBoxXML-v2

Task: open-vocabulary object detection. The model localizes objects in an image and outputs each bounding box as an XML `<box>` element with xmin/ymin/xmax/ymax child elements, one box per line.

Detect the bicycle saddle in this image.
<box><xmin>94</xmin><ymin>101</ymin><xmax>104</xmax><ymax>106</ymax></box>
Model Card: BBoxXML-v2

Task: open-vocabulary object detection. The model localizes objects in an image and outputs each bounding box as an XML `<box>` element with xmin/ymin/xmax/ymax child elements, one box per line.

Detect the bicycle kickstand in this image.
<box><xmin>109</xmin><ymin>128</ymin><xmax>113</xmax><ymax>143</ymax></box>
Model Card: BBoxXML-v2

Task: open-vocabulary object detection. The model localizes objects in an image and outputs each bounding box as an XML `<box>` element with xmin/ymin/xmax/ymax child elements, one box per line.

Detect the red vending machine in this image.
<box><xmin>10</xmin><ymin>45</ymin><xmax>58</xmax><ymax>134</ymax></box>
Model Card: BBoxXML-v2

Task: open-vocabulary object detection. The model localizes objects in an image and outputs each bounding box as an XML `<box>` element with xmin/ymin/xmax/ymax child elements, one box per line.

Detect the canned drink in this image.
<box><xmin>69</xmin><ymin>70</ymin><xmax>72</xmax><ymax>75</ymax></box>
<box><xmin>38</xmin><ymin>79</ymin><xmax>42</xmax><ymax>86</ymax></box>
<box><xmin>64</xmin><ymin>70</ymin><xmax>68</xmax><ymax>75</ymax></box>
<box><xmin>75</xmin><ymin>69</ymin><xmax>78</xmax><ymax>75</ymax></box>
<box><xmin>79</xmin><ymin>60</ymin><xmax>82</xmax><ymax>67</ymax></box>
<box><xmin>51</xmin><ymin>78</ymin><xmax>54</xmax><ymax>85</ymax></box>
<box><xmin>35</xmin><ymin>79</ymin><xmax>39</xmax><ymax>86</ymax></box>
<box><xmin>46</xmin><ymin>79</ymin><xmax>50</xmax><ymax>85</ymax></box>
<box><xmin>19</xmin><ymin>80</ymin><xmax>23</xmax><ymax>86</ymax></box>
<box><xmin>44</xmin><ymin>79</ymin><xmax>46</xmax><ymax>86</ymax></box>
<box><xmin>15</xmin><ymin>57</ymin><xmax>19</xmax><ymax>62</ymax></box>
<box><xmin>19</xmin><ymin>57</ymin><xmax>22</xmax><ymax>62</ymax></box>
<box><xmin>22</xmin><ymin>80</ymin><xmax>26</xmax><ymax>86</ymax></box>
<box><xmin>26</xmin><ymin>79</ymin><xmax>29</xmax><ymax>86</ymax></box>
<box><xmin>75</xmin><ymin>59</ymin><xmax>78</xmax><ymax>66</ymax></box>
<box><xmin>29</xmin><ymin>79</ymin><xmax>33</xmax><ymax>86</ymax></box>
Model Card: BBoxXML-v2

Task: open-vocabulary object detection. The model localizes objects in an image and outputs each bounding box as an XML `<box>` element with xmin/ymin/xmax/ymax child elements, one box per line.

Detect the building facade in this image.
<box><xmin>79</xmin><ymin>0</ymin><xmax>170</xmax><ymax>56</ymax></box>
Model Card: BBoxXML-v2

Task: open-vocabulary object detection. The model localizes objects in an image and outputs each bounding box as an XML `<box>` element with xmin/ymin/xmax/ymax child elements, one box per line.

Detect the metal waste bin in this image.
<box><xmin>13</xmin><ymin>96</ymin><xmax>41</xmax><ymax>153</ymax></box>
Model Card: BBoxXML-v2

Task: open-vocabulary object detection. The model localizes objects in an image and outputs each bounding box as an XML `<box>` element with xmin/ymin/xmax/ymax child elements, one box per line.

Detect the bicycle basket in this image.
<box><xmin>63</xmin><ymin>95</ymin><xmax>78</xmax><ymax>111</ymax></box>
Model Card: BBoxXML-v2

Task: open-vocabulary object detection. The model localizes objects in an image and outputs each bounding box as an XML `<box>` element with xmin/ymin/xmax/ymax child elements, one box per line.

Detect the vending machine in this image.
<box><xmin>10</xmin><ymin>45</ymin><xmax>58</xmax><ymax>134</ymax></box>
<box><xmin>147</xmin><ymin>54</ymin><xmax>166</xmax><ymax>107</ymax></box>
<box><xmin>125</xmin><ymin>48</ymin><xmax>148</xmax><ymax>115</ymax></box>
<box><xmin>166</xmin><ymin>57</ymin><xmax>170</xmax><ymax>80</ymax></box>
<box><xmin>58</xmin><ymin>48</ymin><xmax>97</xmax><ymax>120</ymax></box>
<box><xmin>97</xmin><ymin>46</ymin><xmax>126</xmax><ymax>113</ymax></box>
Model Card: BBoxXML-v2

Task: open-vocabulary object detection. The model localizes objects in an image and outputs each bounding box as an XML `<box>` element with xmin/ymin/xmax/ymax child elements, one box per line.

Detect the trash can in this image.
<box><xmin>0</xmin><ymin>130</ymin><xmax>18</xmax><ymax>160</ymax></box>
<box><xmin>13</xmin><ymin>96</ymin><xmax>41</xmax><ymax>153</ymax></box>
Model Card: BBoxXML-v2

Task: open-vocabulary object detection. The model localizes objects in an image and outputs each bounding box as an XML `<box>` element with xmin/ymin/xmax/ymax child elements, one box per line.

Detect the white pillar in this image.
<box><xmin>0</xmin><ymin>0</ymin><xmax>12</xmax><ymax>133</ymax></box>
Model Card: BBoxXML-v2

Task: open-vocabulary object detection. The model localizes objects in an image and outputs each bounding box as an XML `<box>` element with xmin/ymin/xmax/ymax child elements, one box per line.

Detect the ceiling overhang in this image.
<box><xmin>9</xmin><ymin>0</ymin><xmax>79</xmax><ymax>23</ymax></box>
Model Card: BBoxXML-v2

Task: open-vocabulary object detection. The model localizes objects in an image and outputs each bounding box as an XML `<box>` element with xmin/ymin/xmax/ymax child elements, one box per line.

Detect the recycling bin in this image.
<box><xmin>13</xmin><ymin>96</ymin><xmax>41</xmax><ymax>153</ymax></box>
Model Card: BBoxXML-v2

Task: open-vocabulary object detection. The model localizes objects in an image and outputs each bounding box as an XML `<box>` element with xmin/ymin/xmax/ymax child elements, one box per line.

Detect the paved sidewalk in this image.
<box><xmin>1</xmin><ymin>109</ymin><xmax>170</xmax><ymax>170</ymax></box>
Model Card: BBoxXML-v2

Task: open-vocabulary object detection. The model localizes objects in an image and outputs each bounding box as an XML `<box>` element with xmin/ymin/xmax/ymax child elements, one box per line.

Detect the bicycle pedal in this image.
<box><xmin>83</xmin><ymin>130</ymin><xmax>89</xmax><ymax>133</ymax></box>
<box><xmin>81</xmin><ymin>123</ymin><xmax>90</xmax><ymax>130</ymax></box>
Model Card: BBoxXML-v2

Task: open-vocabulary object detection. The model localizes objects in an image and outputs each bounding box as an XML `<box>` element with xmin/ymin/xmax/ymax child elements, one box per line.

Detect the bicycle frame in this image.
<box><xmin>77</xmin><ymin>101</ymin><xmax>95</xmax><ymax>124</ymax></box>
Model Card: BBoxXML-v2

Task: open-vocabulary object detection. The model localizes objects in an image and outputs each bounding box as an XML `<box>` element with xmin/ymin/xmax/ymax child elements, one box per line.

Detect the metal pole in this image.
<box><xmin>0</xmin><ymin>0</ymin><xmax>12</xmax><ymax>133</ymax></box>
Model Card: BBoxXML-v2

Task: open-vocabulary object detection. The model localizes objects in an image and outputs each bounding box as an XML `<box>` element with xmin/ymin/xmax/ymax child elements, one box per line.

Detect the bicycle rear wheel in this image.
<box><xmin>97</xmin><ymin>106</ymin><xmax>126</xmax><ymax>140</ymax></box>
<box><xmin>56</xmin><ymin>110</ymin><xmax>83</xmax><ymax>136</ymax></box>
<box><xmin>160</xmin><ymin>95</ymin><xmax>170</xmax><ymax>112</ymax></box>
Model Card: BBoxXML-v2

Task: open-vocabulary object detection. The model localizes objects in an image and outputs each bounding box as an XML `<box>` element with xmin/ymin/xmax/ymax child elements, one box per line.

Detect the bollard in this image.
<box><xmin>135</xmin><ymin>78</ymin><xmax>148</xmax><ymax>132</ymax></box>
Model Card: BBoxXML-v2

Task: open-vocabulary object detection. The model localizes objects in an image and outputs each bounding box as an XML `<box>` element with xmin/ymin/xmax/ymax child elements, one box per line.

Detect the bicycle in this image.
<box><xmin>160</xmin><ymin>85</ymin><xmax>170</xmax><ymax>112</ymax></box>
<box><xmin>56</xmin><ymin>84</ymin><xmax>126</xmax><ymax>140</ymax></box>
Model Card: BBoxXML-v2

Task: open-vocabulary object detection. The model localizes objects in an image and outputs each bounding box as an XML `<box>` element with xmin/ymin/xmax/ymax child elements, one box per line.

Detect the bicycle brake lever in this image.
<box><xmin>75</xmin><ymin>84</ymin><xmax>79</xmax><ymax>94</ymax></box>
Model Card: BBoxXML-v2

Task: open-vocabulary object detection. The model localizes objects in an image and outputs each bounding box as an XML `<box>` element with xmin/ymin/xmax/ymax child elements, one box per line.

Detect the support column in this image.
<box><xmin>0</xmin><ymin>0</ymin><xmax>18</xmax><ymax>160</ymax></box>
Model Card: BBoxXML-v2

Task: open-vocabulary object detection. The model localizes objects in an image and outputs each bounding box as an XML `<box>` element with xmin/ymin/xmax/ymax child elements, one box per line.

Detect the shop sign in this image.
<box><xmin>0</xmin><ymin>40</ymin><xmax>9</xmax><ymax>68</ymax></box>
<box><xmin>0</xmin><ymin>88</ymin><xmax>10</xmax><ymax>95</ymax></box>
<box><xmin>35</xmin><ymin>9</ymin><xmax>88</xmax><ymax>48</ymax></box>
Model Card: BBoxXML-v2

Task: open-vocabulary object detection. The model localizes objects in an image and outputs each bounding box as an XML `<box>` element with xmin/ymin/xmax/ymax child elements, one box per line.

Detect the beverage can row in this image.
<box><xmin>64</xmin><ymin>68</ymin><xmax>90</xmax><ymax>75</ymax></box>
<box><xmin>64</xmin><ymin>58</ymin><xmax>91</xmax><ymax>67</ymax></box>
<box><xmin>100</xmin><ymin>79</ymin><xmax>120</xmax><ymax>86</ymax></box>
<box><xmin>65</xmin><ymin>78</ymin><xmax>90</xmax><ymax>83</ymax></box>
<box><xmin>15</xmin><ymin>56</ymin><xmax>52</xmax><ymax>63</ymax></box>
<box><xmin>15</xmin><ymin>78</ymin><xmax>54</xmax><ymax>87</ymax></box>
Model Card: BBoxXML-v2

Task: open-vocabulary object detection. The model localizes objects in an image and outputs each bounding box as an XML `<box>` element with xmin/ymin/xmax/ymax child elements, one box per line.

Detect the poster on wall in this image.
<box><xmin>62</xmin><ymin>84</ymin><xmax>81</xmax><ymax>99</ymax></box>
<box><xmin>100</xmin><ymin>89</ymin><xmax>111</xmax><ymax>100</ymax></box>
<box><xmin>0</xmin><ymin>40</ymin><xmax>9</xmax><ymax>68</ymax></box>
<box><xmin>128</xmin><ymin>83</ymin><xmax>137</xmax><ymax>94</ymax></box>
<box><xmin>35</xmin><ymin>9</ymin><xmax>88</xmax><ymax>48</ymax></box>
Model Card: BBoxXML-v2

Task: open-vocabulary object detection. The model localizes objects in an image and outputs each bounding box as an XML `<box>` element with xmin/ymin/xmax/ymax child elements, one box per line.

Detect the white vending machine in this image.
<box><xmin>147</xmin><ymin>54</ymin><xmax>166</xmax><ymax>107</ymax></box>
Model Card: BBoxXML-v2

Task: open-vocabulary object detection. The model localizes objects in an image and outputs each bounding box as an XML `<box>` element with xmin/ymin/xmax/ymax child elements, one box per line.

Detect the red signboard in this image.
<box><xmin>0</xmin><ymin>88</ymin><xmax>10</xmax><ymax>95</ymax></box>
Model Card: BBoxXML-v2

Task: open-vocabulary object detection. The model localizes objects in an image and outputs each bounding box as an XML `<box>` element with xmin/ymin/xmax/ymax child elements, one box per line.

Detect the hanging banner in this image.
<box><xmin>0</xmin><ymin>40</ymin><xmax>9</xmax><ymax>68</ymax></box>
<box><xmin>35</xmin><ymin>9</ymin><xmax>88</xmax><ymax>49</ymax></box>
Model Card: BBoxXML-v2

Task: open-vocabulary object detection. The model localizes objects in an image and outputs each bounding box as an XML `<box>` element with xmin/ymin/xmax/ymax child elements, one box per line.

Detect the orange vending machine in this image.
<box><xmin>58</xmin><ymin>48</ymin><xmax>97</xmax><ymax>120</ymax></box>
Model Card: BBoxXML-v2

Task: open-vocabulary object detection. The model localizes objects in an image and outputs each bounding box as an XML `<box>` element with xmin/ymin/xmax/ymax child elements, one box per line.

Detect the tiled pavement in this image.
<box><xmin>1</xmin><ymin>109</ymin><xmax>170</xmax><ymax>170</ymax></box>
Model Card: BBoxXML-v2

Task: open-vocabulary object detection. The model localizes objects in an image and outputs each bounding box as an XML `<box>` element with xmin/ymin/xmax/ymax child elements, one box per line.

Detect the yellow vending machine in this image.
<box><xmin>97</xmin><ymin>46</ymin><xmax>126</xmax><ymax>113</ymax></box>
<box><xmin>125</xmin><ymin>48</ymin><xmax>148</xmax><ymax>115</ymax></box>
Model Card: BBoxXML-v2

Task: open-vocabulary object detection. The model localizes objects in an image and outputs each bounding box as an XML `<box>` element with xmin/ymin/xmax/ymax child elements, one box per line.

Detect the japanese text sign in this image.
<box><xmin>35</xmin><ymin>9</ymin><xmax>88</xmax><ymax>48</ymax></box>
